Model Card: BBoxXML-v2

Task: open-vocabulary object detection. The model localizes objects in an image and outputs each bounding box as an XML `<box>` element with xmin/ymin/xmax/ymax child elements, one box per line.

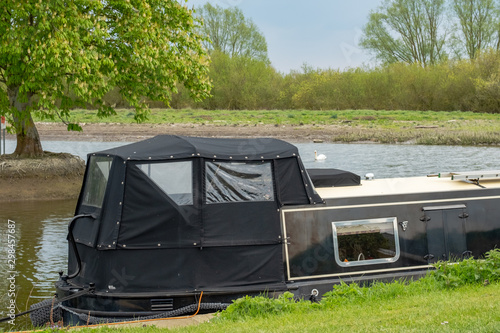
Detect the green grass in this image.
<box><xmin>33</xmin><ymin>108</ymin><xmax>500</xmax><ymax>128</ymax></box>
<box><xmin>192</xmin><ymin>285</ymin><xmax>500</xmax><ymax>333</ymax></box>
<box><xmin>32</xmin><ymin>109</ymin><xmax>500</xmax><ymax>145</ymax></box>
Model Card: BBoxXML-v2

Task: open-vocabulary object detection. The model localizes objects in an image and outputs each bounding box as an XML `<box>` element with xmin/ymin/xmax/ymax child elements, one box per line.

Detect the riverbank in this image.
<box><xmin>32</xmin><ymin>122</ymin><xmax>338</xmax><ymax>143</ymax></box>
<box><xmin>9</xmin><ymin>120</ymin><xmax>500</xmax><ymax>145</ymax></box>
<box><xmin>0</xmin><ymin>153</ymin><xmax>85</xmax><ymax>202</ymax></box>
<box><xmin>28</xmin><ymin>108</ymin><xmax>500</xmax><ymax>145</ymax></box>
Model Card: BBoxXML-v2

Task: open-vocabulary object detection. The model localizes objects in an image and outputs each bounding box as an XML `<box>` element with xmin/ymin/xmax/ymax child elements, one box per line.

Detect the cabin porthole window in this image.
<box><xmin>332</xmin><ymin>217</ymin><xmax>400</xmax><ymax>267</ymax></box>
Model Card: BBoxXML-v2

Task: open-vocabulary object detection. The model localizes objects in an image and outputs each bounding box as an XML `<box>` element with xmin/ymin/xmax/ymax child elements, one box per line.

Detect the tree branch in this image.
<box><xmin>54</xmin><ymin>108</ymin><xmax>71</xmax><ymax>126</ymax></box>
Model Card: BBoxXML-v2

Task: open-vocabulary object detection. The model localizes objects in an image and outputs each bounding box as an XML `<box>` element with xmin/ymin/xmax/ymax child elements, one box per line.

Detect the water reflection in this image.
<box><xmin>2</xmin><ymin>139</ymin><xmax>124</xmax><ymax>161</ymax></box>
<box><xmin>0</xmin><ymin>200</ymin><xmax>75</xmax><ymax>330</ymax></box>
<box><xmin>32</xmin><ymin>218</ymin><xmax>70</xmax><ymax>299</ymax></box>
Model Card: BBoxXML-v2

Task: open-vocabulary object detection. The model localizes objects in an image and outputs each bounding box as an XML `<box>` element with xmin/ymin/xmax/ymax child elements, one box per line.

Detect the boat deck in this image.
<box><xmin>316</xmin><ymin>172</ymin><xmax>500</xmax><ymax>199</ymax></box>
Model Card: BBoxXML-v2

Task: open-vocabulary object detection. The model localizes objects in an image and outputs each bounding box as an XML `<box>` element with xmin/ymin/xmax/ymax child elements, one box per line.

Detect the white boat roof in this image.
<box><xmin>316</xmin><ymin>172</ymin><xmax>500</xmax><ymax>199</ymax></box>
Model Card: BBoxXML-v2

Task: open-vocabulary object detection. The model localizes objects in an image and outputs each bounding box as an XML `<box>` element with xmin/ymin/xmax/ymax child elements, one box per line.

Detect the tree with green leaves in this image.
<box><xmin>360</xmin><ymin>0</ymin><xmax>447</xmax><ymax>66</ymax></box>
<box><xmin>450</xmin><ymin>0</ymin><xmax>500</xmax><ymax>59</ymax></box>
<box><xmin>196</xmin><ymin>3</ymin><xmax>268</xmax><ymax>63</ymax></box>
<box><xmin>197</xmin><ymin>51</ymin><xmax>280</xmax><ymax>110</ymax></box>
<box><xmin>0</xmin><ymin>0</ymin><xmax>211</xmax><ymax>157</ymax></box>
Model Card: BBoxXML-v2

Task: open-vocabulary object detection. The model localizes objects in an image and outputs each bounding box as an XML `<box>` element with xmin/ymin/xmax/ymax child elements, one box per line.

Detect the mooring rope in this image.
<box><xmin>58</xmin><ymin>291</ymin><xmax>229</xmax><ymax>326</ymax></box>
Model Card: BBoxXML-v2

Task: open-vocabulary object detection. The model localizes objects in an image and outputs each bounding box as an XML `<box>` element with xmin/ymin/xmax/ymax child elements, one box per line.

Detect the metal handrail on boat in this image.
<box><xmin>428</xmin><ymin>170</ymin><xmax>500</xmax><ymax>180</ymax></box>
<box><xmin>65</xmin><ymin>214</ymin><xmax>95</xmax><ymax>280</ymax></box>
<box><xmin>427</xmin><ymin>170</ymin><xmax>500</xmax><ymax>187</ymax></box>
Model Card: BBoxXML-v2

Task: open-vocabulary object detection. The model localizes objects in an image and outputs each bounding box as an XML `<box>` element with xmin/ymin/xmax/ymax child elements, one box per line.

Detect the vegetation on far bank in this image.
<box><xmin>96</xmin><ymin>50</ymin><xmax>500</xmax><ymax>114</ymax></box>
<box><xmin>35</xmin><ymin>108</ymin><xmax>500</xmax><ymax>126</ymax></box>
<box><xmin>34</xmin><ymin>108</ymin><xmax>500</xmax><ymax>146</ymax></box>
<box><xmin>34</xmin><ymin>249</ymin><xmax>500</xmax><ymax>332</ymax></box>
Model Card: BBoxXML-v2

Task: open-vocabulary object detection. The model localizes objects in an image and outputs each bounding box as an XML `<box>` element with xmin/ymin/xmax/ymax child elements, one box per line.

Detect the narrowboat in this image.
<box><xmin>30</xmin><ymin>135</ymin><xmax>500</xmax><ymax>326</ymax></box>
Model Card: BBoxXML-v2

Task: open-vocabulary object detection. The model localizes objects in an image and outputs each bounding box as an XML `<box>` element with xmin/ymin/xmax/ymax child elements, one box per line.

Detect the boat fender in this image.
<box><xmin>0</xmin><ymin>286</ymin><xmax>92</xmax><ymax>326</ymax></box>
<box><xmin>29</xmin><ymin>299</ymin><xmax>62</xmax><ymax>327</ymax></box>
<box><xmin>28</xmin><ymin>286</ymin><xmax>93</xmax><ymax>327</ymax></box>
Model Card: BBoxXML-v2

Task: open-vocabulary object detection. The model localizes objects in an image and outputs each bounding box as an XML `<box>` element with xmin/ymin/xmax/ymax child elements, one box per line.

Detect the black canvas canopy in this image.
<box><xmin>95</xmin><ymin>135</ymin><xmax>302</xmax><ymax>161</ymax></box>
<box><xmin>69</xmin><ymin>136</ymin><xmax>323</xmax><ymax>294</ymax></box>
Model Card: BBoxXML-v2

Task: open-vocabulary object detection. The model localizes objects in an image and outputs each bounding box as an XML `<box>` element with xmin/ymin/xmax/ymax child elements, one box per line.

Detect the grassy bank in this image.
<box><xmin>38</xmin><ymin>108</ymin><xmax>500</xmax><ymax>127</ymax></box>
<box><xmin>185</xmin><ymin>285</ymin><xmax>500</xmax><ymax>333</ymax></box>
<box><xmin>34</xmin><ymin>109</ymin><xmax>500</xmax><ymax>145</ymax></box>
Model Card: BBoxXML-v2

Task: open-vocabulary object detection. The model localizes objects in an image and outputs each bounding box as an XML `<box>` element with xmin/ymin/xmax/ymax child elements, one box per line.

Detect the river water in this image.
<box><xmin>0</xmin><ymin>200</ymin><xmax>74</xmax><ymax>330</ymax></box>
<box><xmin>3</xmin><ymin>139</ymin><xmax>500</xmax><ymax>178</ymax></box>
<box><xmin>1</xmin><ymin>139</ymin><xmax>499</xmax><ymax>330</ymax></box>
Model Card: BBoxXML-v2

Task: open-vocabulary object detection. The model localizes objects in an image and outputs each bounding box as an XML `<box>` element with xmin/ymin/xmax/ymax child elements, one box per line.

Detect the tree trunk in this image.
<box><xmin>7</xmin><ymin>86</ymin><xmax>44</xmax><ymax>157</ymax></box>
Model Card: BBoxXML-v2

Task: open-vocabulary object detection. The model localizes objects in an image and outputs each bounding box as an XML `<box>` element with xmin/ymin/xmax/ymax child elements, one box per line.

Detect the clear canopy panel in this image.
<box><xmin>136</xmin><ymin>161</ymin><xmax>193</xmax><ymax>206</ymax></box>
<box><xmin>205</xmin><ymin>161</ymin><xmax>274</xmax><ymax>204</ymax></box>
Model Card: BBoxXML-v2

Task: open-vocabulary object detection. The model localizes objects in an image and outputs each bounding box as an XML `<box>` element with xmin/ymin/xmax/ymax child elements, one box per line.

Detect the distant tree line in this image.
<box><xmin>58</xmin><ymin>1</ymin><xmax>500</xmax><ymax>113</ymax></box>
<box><xmin>119</xmin><ymin>49</ymin><xmax>500</xmax><ymax>113</ymax></box>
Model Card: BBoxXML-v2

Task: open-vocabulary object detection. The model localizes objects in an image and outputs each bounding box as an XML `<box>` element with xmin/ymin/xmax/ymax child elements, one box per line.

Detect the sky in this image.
<box><xmin>185</xmin><ymin>0</ymin><xmax>385</xmax><ymax>73</ymax></box>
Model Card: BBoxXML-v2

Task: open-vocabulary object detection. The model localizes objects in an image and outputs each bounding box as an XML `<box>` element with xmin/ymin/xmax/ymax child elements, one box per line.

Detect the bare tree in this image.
<box><xmin>360</xmin><ymin>0</ymin><xmax>447</xmax><ymax>66</ymax></box>
<box><xmin>196</xmin><ymin>3</ymin><xmax>269</xmax><ymax>63</ymax></box>
<box><xmin>451</xmin><ymin>0</ymin><xmax>499</xmax><ymax>59</ymax></box>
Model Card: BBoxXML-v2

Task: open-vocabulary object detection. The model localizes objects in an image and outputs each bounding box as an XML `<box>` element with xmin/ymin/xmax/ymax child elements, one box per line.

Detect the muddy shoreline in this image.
<box><xmin>0</xmin><ymin>152</ymin><xmax>85</xmax><ymax>202</ymax></box>
<box><xmin>28</xmin><ymin>122</ymin><xmax>340</xmax><ymax>143</ymax></box>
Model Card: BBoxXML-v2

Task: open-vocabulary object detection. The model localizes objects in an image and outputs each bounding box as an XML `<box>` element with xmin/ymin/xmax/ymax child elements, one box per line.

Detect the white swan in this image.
<box><xmin>314</xmin><ymin>150</ymin><xmax>327</xmax><ymax>161</ymax></box>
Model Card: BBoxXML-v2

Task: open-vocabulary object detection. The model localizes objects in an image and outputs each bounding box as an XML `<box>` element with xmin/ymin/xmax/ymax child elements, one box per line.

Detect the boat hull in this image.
<box><xmin>54</xmin><ymin>181</ymin><xmax>500</xmax><ymax>324</ymax></box>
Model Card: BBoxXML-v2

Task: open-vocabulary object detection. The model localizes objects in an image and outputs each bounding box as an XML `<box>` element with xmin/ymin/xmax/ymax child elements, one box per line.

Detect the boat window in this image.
<box><xmin>82</xmin><ymin>156</ymin><xmax>113</xmax><ymax>208</ymax></box>
<box><xmin>136</xmin><ymin>161</ymin><xmax>193</xmax><ymax>205</ymax></box>
<box><xmin>205</xmin><ymin>161</ymin><xmax>274</xmax><ymax>204</ymax></box>
<box><xmin>332</xmin><ymin>217</ymin><xmax>400</xmax><ymax>267</ymax></box>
